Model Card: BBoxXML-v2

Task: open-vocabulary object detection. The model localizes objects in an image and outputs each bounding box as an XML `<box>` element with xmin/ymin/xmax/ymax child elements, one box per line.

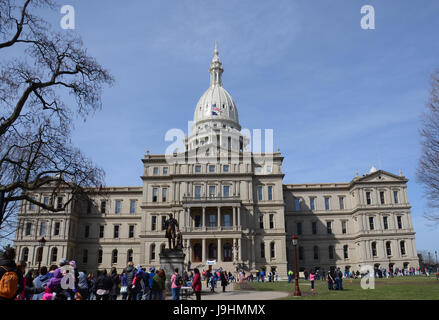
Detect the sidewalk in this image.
<box><xmin>182</xmin><ymin>284</ymin><xmax>289</xmax><ymax>300</ymax></box>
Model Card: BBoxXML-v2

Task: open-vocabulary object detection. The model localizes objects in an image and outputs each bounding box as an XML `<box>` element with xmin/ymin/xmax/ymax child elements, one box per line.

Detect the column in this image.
<box><xmin>233</xmin><ymin>238</ymin><xmax>237</xmax><ymax>263</ymax></box>
<box><xmin>251</xmin><ymin>236</ymin><xmax>255</xmax><ymax>269</ymax></box>
<box><xmin>202</xmin><ymin>207</ymin><xmax>206</xmax><ymax>230</ymax></box>
<box><xmin>232</xmin><ymin>207</ymin><xmax>236</xmax><ymax>230</ymax></box>
<box><xmin>202</xmin><ymin>238</ymin><xmax>206</xmax><ymax>263</ymax></box>
<box><xmin>218</xmin><ymin>238</ymin><xmax>222</xmax><ymax>262</ymax></box>
<box><xmin>237</xmin><ymin>206</ymin><xmax>241</xmax><ymax>229</ymax></box>
<box><xmin>217</xmin><ymin>207</ymin><xmax>221</xmax><ymax>229</ymax></box>
<box><xmin>238</xmin><ymin>238</ymin><xmax>242</xmax><ymax>262</ymax></box>
<box><xmin>187</xmin><ymin>207</ymin><xmax>191</xmax><ymax>230</ymax></box>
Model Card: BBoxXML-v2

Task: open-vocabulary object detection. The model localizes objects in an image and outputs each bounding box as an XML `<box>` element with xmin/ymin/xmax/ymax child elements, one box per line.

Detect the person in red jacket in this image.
<box><xmin>191</xmin><ymin>268</ymin><xmax>202</xmax><ymax>300</ymax></box>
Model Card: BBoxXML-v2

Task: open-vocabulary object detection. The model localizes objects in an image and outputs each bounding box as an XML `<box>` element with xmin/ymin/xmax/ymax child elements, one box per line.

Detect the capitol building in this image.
<box><xmin>13</xmin><ymin>46</ymin><xmax>419</xmax><ymax>277</ymax></box>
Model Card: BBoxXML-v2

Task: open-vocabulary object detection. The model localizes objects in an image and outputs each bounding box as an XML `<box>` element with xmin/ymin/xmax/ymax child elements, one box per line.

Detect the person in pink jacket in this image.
<box><xmin>310</xmin><ymin>271</ymin><xmax>315</xmax><ymax>292</ymax></box>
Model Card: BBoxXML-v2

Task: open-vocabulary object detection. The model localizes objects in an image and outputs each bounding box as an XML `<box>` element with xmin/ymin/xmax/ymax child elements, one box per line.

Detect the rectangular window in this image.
<box><xmin>151</xmin><ymin>216</ymin><xmax>157</xmax><ymax>231</ymax></box>
<box><xmin>223</xmin><ymin>186</ymin><xmax>230</xmax><ymax>198</ymax></box>
<box><xmin>25</xmin><ymin>223</ymin><xmax>32</xmax><ymax>236</ymax></box>
<box><xmin>339</xmin><ymin>197</ymin><xmax>344</xmax><ymax>210</ymax></box>
<box><xmin>44</xmin><ymin>197</ymin><xmax>50</xmax><ymax>206</ymax></box>
<box><xmin>380</xmin><ymin>191</ymin><xmax>385</xmax><ymax>204</ymax></box>
<box><xmin>195</xmin><ymin>215</ymin><xmax>202</xmax><ymax>228</ymax></box>
<box><xmin>152</xmin><ymin>188</ymin><xmax>158</xmax><ymax>202</ymax></box>
<box><xmin>342</xmin><ymin>221</ymin><xmax>347</xmax><ymax>234</ymax></box>
<box><xmin>259</xmin><ymin>215</ymin><xmax>264</xmax><ymax>229</ymax></box>
<box><xmin>397</xmin><ymin>216</ymin><xmax>402</xmax><ymax>229</ymax></box>
<box><xmin>324</xmin><ymin>197</ymin><xmax>330</xmax><ymax>211</ymax></box>
<box><xmin>296</xmin><ymin>222</ymin><xmax>302</xmax><ymax>235</ymax></box>
<box><xmin>295</xmin><ymin>198</ymin><xmax>301</xmax><ymax>211</ymax></box>
<box><xmin>310</xmin><ymin>197</ymin><xmax>315</xmax><ymax>210</ymax></box>
<box><xmin>153</xmin><ymin>167</ymin><xmax>159</xmax><ymax>175</ymax></box>
<box><xmin>270</xmin><ymin>242</ymin><xmax>275</xmax><ymax>258</ymax></box>
<box><xmin>85</xmin><ymin>225</ymin><xmax>90</xmax><ymax>238</ymax></box>
<box><xmin>209</xmin><ymin>186</ymin><xmax>216</xmax><ymax>197</ymax></box>
<box><xmin>383</xmin><ymin>216</ymin><xmax>388</xmax><ymax>230</ymax></box>
<box><xmin>298</xmin><ymin>246</ymin><xmax>304</xmax><ymax>261</ymax></box>
<box><xmin>129</xmin><ymin>225</ymin><xmax>134</xmax><ymax>238</ymax></box>
<box><xmin>269</xmin><ymin>214</ymin><xmax>274</xmax><ymax>229</ymax></box>
<box><xmin>326</xmin><ymin>221</ymin><xmax>332</xmax><ymax>234</ymax></box>
<box><xmin>369</xmin><ymin>217</ymin><xmax>374</xmax><ymax>230</ymax></box>
<box><xmin>57</xmin><ymin>197</ymin><xmax>63</xmax><ymax>210</ymax></box>
<box><xmin>115</xmin><ymin>200</ymin><xmax>121</xmax><ymax>214</ymax></box>
<box><xmin>223</xmin><ymin>165</ymin><xmax>229</xmax><ymax>172</ymax></box>
<box><xmin>260</xmin><ymin>243</ymin><xmax>265</xmax><ymax>258</ymax></box>
<box><xmin>208</xmin><ymin>214</ymin><xmax>217</xmax><ymax>227</ymax></box>
<box><xmin>268</xmin><ymin>186</ymin><xmax>273</xmax><ymax>201</ymax></box>
<box><xmin>257</xmin><ymin>186</ymin><xmax>263</xmax><ymax>201</ymax></box>
<box><xmin>224</xmin><ymin>214</ymin><xmax>232</xmax><ymax>227</ymax></box>
<box><xmin>161</xmin><ymin>216</ymin><xmax>166</xmax><ymax>230</ymax></box>
<box><xmin>29</xmin><ymin>199</ymin><xmax>35</xmax><ymax>211</ymax></box>
<box><xmin>400</xmin><ymin>241</ymin><xmax>406</xmax><ymax>255</ymax></box>
<box><xmin>163</xmin><ymin>167</ymin><xmax>168</xmax><ymax>175</ymax></box>
<box><xmin>366</xmin><ymin>192</ymin><xmax>371</xmax><ymax>205</ymax></box>
<box><xmin>266</xmin><ymin>165</ymin><xmax>272</xmax><ymax>173</ymax></box>
<box><xmin>195</xmin><ymin>186</ymin><xmax>201</xmax><ymax>199</ymax></box>
<box><xmin>393</xmin><ymin>191</ymin><xmax>399</xmax><ymax>204</ymax></box>
<box><xmin>209</xmin><ymin>165</ymin><xmax>215</xmax><ymax>173</ymax></box>
<box><xmin>130</xmin><ymin>200</ymin><xmax>136</xmax><ymax>214</ymax></box>
<box><xmin>343</xmin><ymin>245</ymin><xmax>349</xmax><ymax>259</ymax></box>
<box><xmin>82</xmin><ymin>250</ymin><xmax>88</xmax><ymax>264</ymax></box>
<box><xmin>99</xmin><ymin>225</ymin><xmax>104</xmax><ymax>238</ymax></box>
<box><xmin>195</xmin><ymin>165</ymin><xmax>201</xmax><ymax>173</ymax></box>
<box><xmin>372</xmin><ymin>242</ymin><xmax>377</xmax><ymax>257</ymax></box>
<box><xmin>40</xmin><ymin>221</ymin><xmax>46</xmax><ymax>236</ymax></box>
<box><xmin>329</xmin><ymin>246</ymin><xmax>334</xmax><ymax>260</ymax></box>
<box><xmin>97</xmin><ymin>250</ymin><xmax>103</xmax><ymax>264</ymax></box>
<box><xmin>100</xmin><ymin>201</ymin><xmax>106</xmax><ymax>214</ymax></box>
<box><xmin>162</xmin><ymin>188</ymin><xmax>167</xmax><ymax>202</ymax></box>
<box><xmin>312</xmin><ymin>222</ymin><xmax>317</xmax><ymax>235</ymax></box>
<box><xmin>54</xmin><ymin>222</ymin><xmax>60</xmax><ymax>236</ymax></box>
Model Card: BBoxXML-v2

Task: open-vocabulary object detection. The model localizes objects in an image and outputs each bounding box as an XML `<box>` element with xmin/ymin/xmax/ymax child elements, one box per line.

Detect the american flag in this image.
<box><xmin>211</xmin><ymin>104</ymin><xmax>222</xmax><ymax>116</ymax></box>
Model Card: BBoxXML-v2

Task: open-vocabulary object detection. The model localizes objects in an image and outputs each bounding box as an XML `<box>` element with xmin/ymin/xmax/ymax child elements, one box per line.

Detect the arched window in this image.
<box><xmin>22</xmin><ymin>247</ymin><xmax>29</xmax><ymax>262</ymax></box>
<box><xmin>127</xmin><ymin>249</ymin><xmax>133</xmax><ymax>263</ymax></box>
<box><xmin>112</xmin><ymin>249</ymin><xmax>118</xmax><ymax>264</ymax></box>
<box><xmin>313</xmin><ymin>246</ymin><xmax>319</xmax><ymax>260</ymax></box>
<box><xmin>35</xmin><ymin>247</ymin><xmax>43</xmax><ymax>264</ymax></box>
<box><xmin>223</xmin><ymin>243</ymin><xmax>232</xmax><ymax>262</ymax></box>
<box><xmin>208</xmin><ymin>243</ymin><xmax>217</xmax><ymax>260</ymax></box>
<box><xmin>150</xmin><ymin>244</ymin><xmax>156</xmax><ymax>261</ymax></box>
<box><xmin>50</xmin><ymin>247</ymin><xmax>58</xmax><ymax>262</ymax></box>
<box><xmin>97</xmin><ymin>249</ymin><xmax>103</xmax><ymax>264</ymax></box>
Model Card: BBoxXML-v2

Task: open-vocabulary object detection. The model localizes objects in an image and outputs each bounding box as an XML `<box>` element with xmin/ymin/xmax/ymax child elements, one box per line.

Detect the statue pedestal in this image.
<box><xmin>159</xmin><ymin>249</ymin><xmax>185</xmax><ymax>297</ymax></box>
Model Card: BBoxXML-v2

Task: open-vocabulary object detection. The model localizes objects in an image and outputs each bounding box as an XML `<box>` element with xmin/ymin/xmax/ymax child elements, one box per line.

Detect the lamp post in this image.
<box><xmin>37</xmin><ymin>237</ymin><xmax>46</xmax><ymax>275</ymax></box>
<box><xmin>291</xmin><ymin>235</ymin><xmax>301</xmax><ymax>297</ymax></box>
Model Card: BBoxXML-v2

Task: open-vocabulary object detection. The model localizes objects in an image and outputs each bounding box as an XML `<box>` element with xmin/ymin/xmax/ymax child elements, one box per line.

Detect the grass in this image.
<box><xmin>240</xmin><ymin>276</ymin><xmax>439</xmax><ymax>300</ymax></box>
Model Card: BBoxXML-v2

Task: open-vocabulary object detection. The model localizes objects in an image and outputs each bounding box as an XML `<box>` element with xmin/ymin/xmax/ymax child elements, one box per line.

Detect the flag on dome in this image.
<box><xmin>211</xmin><ymin>104</ymin><xmax>222</xmax><ymax>116</ymax></box>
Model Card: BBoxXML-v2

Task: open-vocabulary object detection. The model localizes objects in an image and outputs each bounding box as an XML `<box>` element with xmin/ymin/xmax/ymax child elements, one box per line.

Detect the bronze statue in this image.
<box><xmin>164</xmin><ymin>213</ymin><xmax>179</xmax><ymax>250</ymax></box>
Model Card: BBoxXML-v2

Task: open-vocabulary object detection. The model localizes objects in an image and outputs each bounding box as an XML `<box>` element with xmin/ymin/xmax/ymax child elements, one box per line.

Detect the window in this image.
<box><xmin>100</xmin><ymin>201</ymin><xmax>106</xmax><ymax>214</ymax></box>
<box><xmin>22</xmin><ymin>248</ymin><xmax>29</xmax><ymax>262</ymax></box>
<box><xmin>151</xmin><ymin>216</ymin><xmax>157</xmax><ymax>231</ymax></box>
<box><xmin>295</xmin><ymin>198</ymin><xmax>301</xmax><ymax>211</ymax></box>
<box><xmin>268</xmin><ymin>186</ymin><xmax>273</xmax><ymax>201</ymax></box>
<box><xmin>343</xmin><ymin>245</ymin><xmax>349</xmax><ymax>259</ymax></box>
<box><xmin>129</xmin><ymin>225</ymin><xmax>134</xmax><ymax>238</ymax></box>
<box><xmin>313</xmin><ymin>246</ymin><xmax>319</xmax><ymax>260</ymax></box>
<box><xmin>257</xmin><ymin>186</ymin><xmax>263</xmax><ymax>201</ymax></box>
<box><xmin>400</xmin><ymin>241</ymin><xmax>406</xmax><ymax>255</ymax></box>
<box><xmin>115</xmin><ymin>200</ymin><xmax>121</xmax><ymax>214</ymax></box>
<box><xmin>195</xmin><ymin>165</ymin><xmax>201</xmax><ymax>173</ymax></box>
<box><xmin>397</xmin><ymin>216</ymin><xmax>403</xmax><ymax>229</ymax></box>
<box><xmin>259</xmin><ymin>215</ymin><xmax>264</xmax><ymax>229</ymax></box>
<box><xmin>298</xmin><ymin>246</ymin><xmax>304</xmax><ymax>260</ymax></box>
<box><xmin>112</xmin><ymin>250</ymin><xmax>118</xmax><ymax>264</ymax></box>
<box><xmin>223</xmin><ymin>243</ymin><xmax>233</xmax><ymax>262</ymax></box>
<box><xmin>151</xmin><ymin>244</ymin><xmax>156</xmax><ymax>260</ymax></box>
<box><xmin>195</xmin><ymin>186</ymin><xmax>201</xmax><ymax>199</ymax></box>
<box><xmin>87</xmin><ymin>201</ymin><xmax>92</xmax><ymax>214</ymax></box>
<box><xmin>342</xmin><ymin>221</ymin><xmax>347</xmax><ymax>234</ymax></box>
<box><xmin>127</xmin><ymin>249</ymin><xmax>133</xmax><ymax>263</ymax></box>
<box><xmin>99</xmin><ymin>225</ymin><xmax>104</xmax><ymax>238</ymax></box>
<box><xmin>161</xmin><ymin>216</ymin><xmax>166</xmax><ymax>230</ymax></box>
<box><xmin>208</xmin><ymin>243</ymin><xmax>217</xmax><ymax>260</ymax></box>
<box><xmin>223</xmin><ymin>165</ymin><xmax>229</xmax><ymax>172</ymax></box>
<box><xmin>270</xmin><ymin>242</ymin><xmax>275</xmax><ymax>259</ymax></box>
<box><xmin>29</xmin><ymin>199</ymin><xmax>35</xmax><ymax>211</ymax></box>
<box><xmin>393</xmin><ymin>191</ymin><xmax>399</xmax><ymax>204</ymax></box>
<box><xmin>82</xmin><ymin>249</ymin><xmax>88</xmax><ymax>264</ymax></box>
<box><xmin>195</xmin><ymin>215</ymin><xmax>202</xmax><ymax>228</ymax></box>
<box><xmin>162</xmin><ymin>188</ymin><xmax>167</xmax><ymax>202</ymax></box>
<box><xmin>380</xmin><ymin>191</ymin><xmax>385</xmax><ymax>204</ymax></box>
<box><xmin>25</xmin><ymin>223</ymin><xmax>32</xmax><ymax>236</ymax></box>
<box><xmin>44</xmin><ymin>197</ymin><xmax>50</xmax><ymax>206</ymax></box>
<box><xmin>97</xmin><ymin>249</ymin><xmax>103</xmax><ymax>264</ymax></box>
<box><xmin>84</xmin><ymin>225</ymin><xmax>90</xmax><ymax>238</ymax></box>
<box><xmin>152</xmin><ymin>188</ymin><xmax>158</xmax><ymax>202</ymax></box>
<box><xmin>260</xmin><ymin>242</ymin><xmax>265</xmax><ymax>258</ymax></box>
<box><xmin>269</xmin><ymin>214</ymin><xmax>274</xmax><ymax>229</ymax></box>
<box><xmin>383</xmin><ymin>216</ymin><xmax>388</xmax><ymax>230</ymax></box>
<box><xmin>209</xmin><ymin>165</ymin><xmax>215</xmax><ymax>173</ymax></box>
<box><xmin>386</xmin><ymin>241</ymin><xmax>392</xmax><ymax>256</ymax></box>
<box><xmin>329</xmin><ymin>246</ymin><xmax>335</xmax><ymax>259</ymax></box>
<box><xmin>223</xmin><ymin>186</ymin><xmax>230</xmax><ymax>198</ymax></box>
<box><xmin>366</xmin><ymin>192</ymin><xmax>371</xmax><ymax>205</ymax></box>
<box><xmin>130</xmin><ymin>200</ymin><xmax>136</xmax><ymax>214</ymax></box>
<box><xmin>163</xmin><ymin>167</ymin><xmax>168</xmax><ymax>175</ymax></box>
<box><xmin>208</xmin><ymin>214</ymin><xmax>217</xmax><ymax>227</ymax></box>
<box><xmin>326</xmin><ymin>221</ymin><xmax>332</xmax><ymax>234</ymax></box>
<box><xmin>51</xmin><ymin>248</ymin><xmax>58</xmax><ymax>262</ymax></box>
<box><xmin>312</xmin><ymin>222</ymin><xmax>317</xmax><ymax>235</ymax></box>
<box><xmin>114</xmin><ymin>225</ymin><xmax>119</xmax><ymax>238</ymax></box>
<box><xmin>324</xmin><ymin>197</ymin><xmax>330</xmax><ymax>210</ymax></box>
<box><xmin>255</xmin><ymin>166</ymin><xmax>262</xmax><ymax>174</ymax></box>
<box><xmin>57</xmin><ymin>197</ymin><xmax>63</xmax><ymax>210</ymax></box>
<box><xmin>310</xmin><ymin>197</ymin><xmax>315</xmax><ymax>210</ymax></box>
<box><xmin>223</xmin><ymin>214</ymin><xmax>232</xmax><ymax>227</ymax></box>
<box><xmin>369</xmin><ymin>217</ymin><xmax>374</xmax><ymax>230</ymax></box>
<box><xmin>40</xmin><ymin>221</ymin><xmax>46</xmax><ymax>236</ymax></box>
<box><xmin>153</xmin><ymin>167</ymin><xmax>159</xmax><ymax>175</ymax></box>
<box><xmin>54</xmin><ymin>222</ymin><xmax>60</xmax><ymax>236</ymax></box>
<box><xmin>339</xmin><ymin>197</ymin><xmax>344</xmax><ymax>210</ymax></box>
<box><xmin>296</xmin><ymin>222</ymin><xmax>302</xmax><ymax>235</ymax></box>
<box><xmin>371</xmin><ymin>242</ymin><xmax>377</xmax><ymax>257</ymax></box>
<box><xmin>209</xmin><ymin>186</ymin><xmax>216</xmax><ymax>197</ymax></box>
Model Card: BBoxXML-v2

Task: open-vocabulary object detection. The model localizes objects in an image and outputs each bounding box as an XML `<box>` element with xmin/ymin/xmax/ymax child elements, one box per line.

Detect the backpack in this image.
<box><xmin>0</xmin><ymin>266</ymin><xmax>19</xmax><ymax>299</ymax></box>
<box><xmin>175</xmin><ymin>274</ymin><xmax>183</xmax><ymax>286</ymax></box>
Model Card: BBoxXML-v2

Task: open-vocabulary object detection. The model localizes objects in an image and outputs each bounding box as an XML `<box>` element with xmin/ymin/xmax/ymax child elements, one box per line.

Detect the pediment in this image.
<box><xmin>354</xmin><ymin>170</ymin><xmax>406</xmax><ymax>183</ymax></box>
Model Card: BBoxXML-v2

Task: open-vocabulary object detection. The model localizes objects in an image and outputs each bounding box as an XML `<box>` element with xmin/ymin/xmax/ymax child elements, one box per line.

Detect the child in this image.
<box><xmin>310</xmin><ymin>271</ymin><xmax>315</xmax><ymax>292</ymax></box>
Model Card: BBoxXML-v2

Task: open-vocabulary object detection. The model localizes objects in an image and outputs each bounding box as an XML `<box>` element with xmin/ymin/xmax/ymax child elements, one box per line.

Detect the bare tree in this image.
<box><xmin>418</xmin><ymin>70</ymin><xmax>439</xmax><ymax>224</ymax></box>
<box><xmin>0</xmin><ymin>0</ymin><xmax>114</xmax><ymax>240</ymax></box>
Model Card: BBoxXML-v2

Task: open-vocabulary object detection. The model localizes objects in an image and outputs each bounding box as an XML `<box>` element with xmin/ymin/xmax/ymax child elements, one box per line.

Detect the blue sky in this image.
<box><xmin>13</xmin><ymin>1</ymin><xmax>439</xmax><ymax>252</ymax></box>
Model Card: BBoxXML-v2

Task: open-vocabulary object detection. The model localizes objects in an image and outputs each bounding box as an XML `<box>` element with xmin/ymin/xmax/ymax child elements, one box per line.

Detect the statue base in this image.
<box><xmin>159</xmin><ymin>249</ymin><xmax>185</xmax><ymax>297</ymax></box>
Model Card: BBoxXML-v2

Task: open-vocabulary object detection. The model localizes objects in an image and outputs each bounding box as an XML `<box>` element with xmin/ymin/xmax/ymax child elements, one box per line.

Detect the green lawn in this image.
<box><xmin>237</xmin><ymin>276</ymin><xmax>439</xmax><ymax>300</ymax></box>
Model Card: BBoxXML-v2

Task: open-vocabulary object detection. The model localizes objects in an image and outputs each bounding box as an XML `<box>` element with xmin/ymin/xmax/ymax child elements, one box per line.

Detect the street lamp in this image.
<box><xmin>291</xmin><ymin>235</ymin><xmax>301</xmax><ymax>297</ymax></box>
<box><xmin>37</xmin><ymin>237</ymin><xmax>46</xmax><ymax>275</ymax></box>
